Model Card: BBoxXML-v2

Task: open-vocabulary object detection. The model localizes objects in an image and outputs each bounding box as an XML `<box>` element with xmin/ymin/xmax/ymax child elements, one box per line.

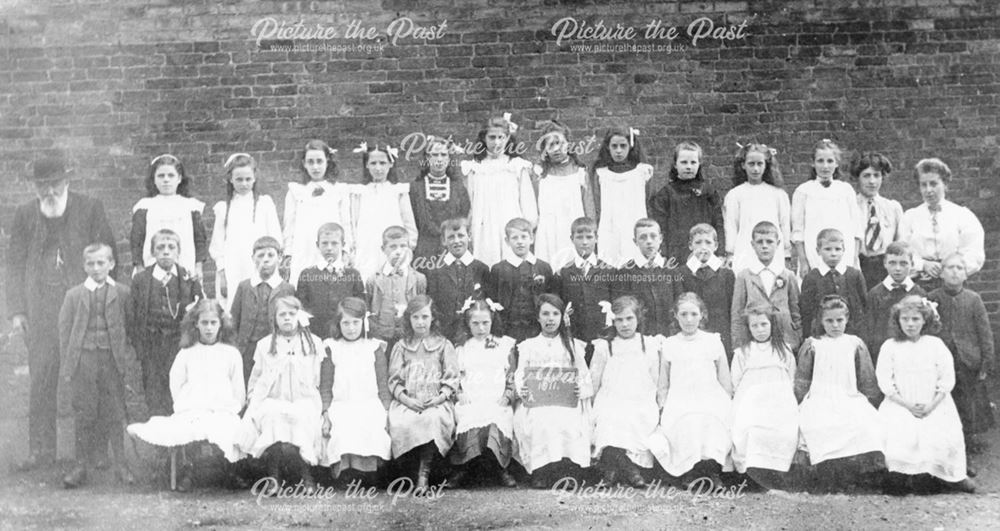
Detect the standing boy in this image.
<box><xmin>368</xmin><ymin>225</ymin><xmax>427</xmax><ymax>347</ymax></box>
<box><xmin>555</xmin><ymin>217</ymin><xmax>612</xmax><ymax>360</ymax></box>
<box><xmin>487</xmin><ymin>218</ymin><xmax>555</xmax><ymax>342</ymax></box>
<box><xmin>799</xmin><ymin>229</ymin><xmax>867</xmax><ymax>339</ymax></box>
<box><xmin>615</xmin><ymin>218</ymin><xmax>678</xmax><ymax>337</ymax></box>
<box><xmin>680</xmin><ymin>223</ymin><xmax>735</xmax><ymax>357</ymax></box>
<box><xmin>297</xmin><ymin>223</ymin><xmax>365</xmax><ymax>339</ymax></box>
<box><xmin>863</xmin><ymin>241</ymin><xmax>925</xmax><ymax>363</ymax></box>
<box><xmin>731</xmin><ymin>221</ymin><xmax>802</xmax><ymax>350</ymax></box>
<box><xmin>426</xmin><ymin>217</ymin><xmax>489</xmax><ymax>341</ymax></box>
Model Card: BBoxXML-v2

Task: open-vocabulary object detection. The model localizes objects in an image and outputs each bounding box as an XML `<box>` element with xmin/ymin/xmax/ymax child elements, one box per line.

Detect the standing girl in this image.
<box><xmin>791</xmin><ymin>139</ymin><xmax>863</xmax><ymax>273</ymax></box>
<box><xmin>243</xmin><ymin>295</ymin><xmax>324</xmax><ymax>492</ymax></box>
<box><xmin>590</xmin><ymin>296</ymin><xmax>664</xmax><ymax>488</ymax></box>
<box><xmin>127</xmin><ymin>299</ymin><xmax>247</xmax><ymax>491</ymax></box>
<box><xmin>533</xmin><ymin>121</ymin><xmax>595</xmax><ymax>266</ymax></box>
<box><xmin>209</xmin><ymin>153</ymin><xmax>282</xmax><ymax>311</ymax></box>
<box><xmin>130</xmin><ymin>154</ymin><xmax>207</xmax><ymax>279</ymax></box>
<box><xmin>513</xmin><ymin>293</ymin><xmax>593</xmax><ymax>488</ymax></box>
<box><xmin>647</xmin><ymin>292</ymin><xmax>733</xmax><ymax>482</ymax></box>
<box><xmin>591</xmin><ymin>126</ymin><xmax>654</xmax><ymax>266</ymax></box>
<box><xmin>876</xmin><ymin>295</ymin><xmax>975</xmax><ymax>492</ymax></box>
<box><xmin>409</xmin><ymin>136</ymin><xmax>471</xmax><ymax>270</ymax></box>
<box><xmin>283</xmin><ymin>140</ymin><xmax>350</xmax><ymax>287</ymax></box>
<box><xmin>320</xmin><ymin>297</ymin><xmax>392</xmax><ymax>482</ymax></box>
<box><xmin>387</xmin><ymin>295</ymin><xmax>459</xmax><ymax>493</ymax></box>
<box><xmin>647</xmin><ymin>141</ymin><xmax>725</xmax><ymax>265</ymax></box>
<box><xmin>795</xmin><ymin>295</ymin><xmax>883</xmax><ymax>482</ymax></box>
<box><xmin>462</xmin><ymin>114</ymin><xmax>538</xmax><ymax>266</ymax></box>
<box><xmin>730</xmin><ymin>306</ymin><xmax>798</xmax><ymax>477</ymax></box>
<box><xmin>349</xmin><ymin>142</ymin><xmax>418</xmax><ymax>281</ymax></box>
<box><xmin>724</xmin><ymin>143</ymin><xmax>791</xmax><ymax>273</ymax></box>
<box><xmin>448</xmin><ymin>298</ymin><xmax>518</xmax><ymax>488</ymax></box>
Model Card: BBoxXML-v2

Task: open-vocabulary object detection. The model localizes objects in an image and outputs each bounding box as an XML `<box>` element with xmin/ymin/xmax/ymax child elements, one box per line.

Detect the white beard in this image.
<box><xmin>38</xmin><ymin>189</ymin><xmax>68</xmax><ymax>218</ymax></box>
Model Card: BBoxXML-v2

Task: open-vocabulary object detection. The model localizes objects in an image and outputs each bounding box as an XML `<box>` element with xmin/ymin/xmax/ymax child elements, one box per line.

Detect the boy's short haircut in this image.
<box><xmin>316</xmin><ymin>222</ymin><xmax>344</xmax><ymax>242</ymax></box>
<box><xmin>381</xmin><ymin>225</ymin><xmax>410</xmax><ymax>246</ymax></box>
<box><xmin>252</xmin><ymin>235</ymin><xmax>282</xmax><ymax>255</ymax></box>
<box><xmin>751</xmin><ymin>221</ymin><xmax>779</xmax><ymax>239</ymax></box>
<box><xmin>883</xmin><ymin>241</ymin><xmax>912</xmax><ymax>260</ymax></box>
<box><xmin>440</xmin><ymin>217</ymin><xmax>470</xmax><ymax>235</ymax></box>
<box><xmin>688</xmin><ymin>223</ymin><xmax>717</xmax><ymax>243</ymax></box>
<box><xmin>83</xmin><ymin>242</ymin><xmax>114</xmax><ymax>260</ymax></box>
<box><xmin>504</xmin><ymin>217</ymin><xmax>533</xmax><ymax>238</ymax></box>
<box><xmin>150</xmin><ymin>228</ymin><xmax>181</xmax><ymax>254</ymax></box>
<box><xmin>633</xmin><ymin>218</ymin><xmax>661</xmax><ymax>237</ymax></box>
<box><xmin>816</xmin><ymin>228</ymin><xmax>844</xmax><ymax>246</ymax></box>
<box><xmin>570</xmin><ymin>216</ymin><xmax>597</xmax><ymax>236</ymax></box>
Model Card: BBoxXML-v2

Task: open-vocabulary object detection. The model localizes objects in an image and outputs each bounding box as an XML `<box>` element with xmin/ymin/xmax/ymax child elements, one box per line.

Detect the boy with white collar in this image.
<box><xmin>59</xmin><ymin>243</ymin><xmax>133</xmax><ymax>488</ymax></box>
<box><xmin>231</xmin><ymin>235</ymin><xmax>294</xmax><ymax>383</ymax></box>
<box><xmin>731</xmin><ymin>221</ymin><xmax>802</xmax><ymax>350</ymax></box>
<box><xmin>296</xmin><ymin>223</ymin><xmax>364</xmax><ymax>341</ymax></box>
<box><xmin>487</xmin><ymin>218</ymin><xmax>555</xmax><ymax>342</ymax></box>
<box><xmin>800</xmin><ymin>228</ymin><xmax>868</xmax><ymax>339</ymax></box>
<box><xmin>864</xmin><ymin>241</ymin><xmax>925</xmax><ymax>363</ymax></box>
<box><xmin>680</xmin><ymin>224</ymin><xmax>735</xmax><ymax>358</ymax></box>
<box><xmin>555</xmin><ymin>217</ymin><xmax>612</xmax><ymax>362</ymax></box>
<box><xmin>615</xmin><ymin>218</ymin><xmax>677</xmax><ymax>337</ymax></box>
<box><xmin>426</xmin><ymin>217</ymin><xmax>489</xmax><ymax>342</ymax></box>
<box><xmin>368</xmin><ymin>225</ymin><xmax>426</xmax><ymax>347</ymax></box>
<box><xmin>130</xmin><ymin>229</ymin><xmax>202</xmax><ymax>415</ymax></box>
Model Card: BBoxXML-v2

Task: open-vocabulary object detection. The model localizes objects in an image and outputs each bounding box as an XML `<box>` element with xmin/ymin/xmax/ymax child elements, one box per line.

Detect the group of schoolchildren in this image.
<box><xmin>50</xmin><ymin>118</ymin><xmax>992</xmax><ymax>498</ymax></box>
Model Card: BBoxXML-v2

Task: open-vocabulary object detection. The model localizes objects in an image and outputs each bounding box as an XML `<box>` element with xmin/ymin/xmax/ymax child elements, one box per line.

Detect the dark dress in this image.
<box><xmin>409</xmin><ymin>176</ymin><xmax>471</xmax><ymax>270</ymax></box>
<box><xmin>646</xmin><ymin>177</ymin><xmax>725</xmax><ymax>265</ymax></box>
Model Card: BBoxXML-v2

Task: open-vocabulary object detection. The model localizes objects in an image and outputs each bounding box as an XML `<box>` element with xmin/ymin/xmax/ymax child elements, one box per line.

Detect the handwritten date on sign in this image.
<box><xmin>523</xmin><ymin>367</ymin><xmax>579</xmax><ymax>408</ymax></box>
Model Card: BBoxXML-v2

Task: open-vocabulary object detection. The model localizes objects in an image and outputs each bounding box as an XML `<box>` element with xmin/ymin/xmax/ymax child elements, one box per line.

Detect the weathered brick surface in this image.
<box><xmin>1</xmin><ymin>0</ymin><xmax>999</xmax><ymax>337</ymax></box>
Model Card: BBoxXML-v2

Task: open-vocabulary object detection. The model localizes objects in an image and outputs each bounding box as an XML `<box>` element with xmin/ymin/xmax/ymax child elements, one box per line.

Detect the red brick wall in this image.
<box><xmin>2</xmin><ymin>0</ymin><xmax>999</xmax><ymax>334</ymax></box>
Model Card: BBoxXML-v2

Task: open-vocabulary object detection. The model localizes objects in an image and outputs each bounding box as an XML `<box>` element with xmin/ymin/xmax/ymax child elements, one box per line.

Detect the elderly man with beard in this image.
<box><xmin>7</xmin><ymin>153</ymin><xmax>117</xmax><ymax>471</ymax></box>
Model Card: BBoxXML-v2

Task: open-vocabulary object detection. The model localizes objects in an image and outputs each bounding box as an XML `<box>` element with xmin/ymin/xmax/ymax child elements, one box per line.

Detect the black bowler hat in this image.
<box><xmin>31</xmin><ymin>154</ymin><xmax>70</xmax><ymax>182</ymax></box>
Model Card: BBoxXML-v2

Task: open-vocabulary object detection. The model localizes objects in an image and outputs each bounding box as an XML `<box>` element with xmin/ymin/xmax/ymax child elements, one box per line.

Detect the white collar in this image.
<box><xmin>748</xmin><ymin>256</ymin><xmax>784</xmax><ymax>277</ymax></box>
<box><xmin>381</xmin><ymin>261</ymin><xmax>409</xmax><ymax>277</ymax></box>
<box><xmin>84</xmin><ymin>277</ymin><xmax>115</xmax><ymax>291</ymax></box>
<box><xmin>38</xmin><ymin>190</ymin><xmax>69</xmax><ymax>218</ymax></box>
<box><xmin>638</xmin><ymin>254</ymin><xmax>665</xmax><ymax>268</ymax></box>
<box><xmin>506</xmin><ymin>253</ymin><xmax>536</xmax><ymax>267</ymax></box>
<box><xmin>251</xmin><ymin>271</ymin><xmax>283</xmax><ymax>289</ymax></box>
<box><xmin>317</xmin><ymin>255</ymin><xmax>345</xmax><ymax>272</ymax></box>
<box><xmin>443</xmin><ymin>251</ymin><xmax>474</xmax><ymax>266</ymax></box>
<box><xmin>881</xmin><ymin>275</ymin><xmax>915</xmax><ymax>291</ymax></box>
<box><xmin>816</xmin><ymin>260</ymin><xmax>848</xmax><ymax>276</ymax></box>
<box><xmin>686</xmin><ymin>254</ymin><xmax>723</xmax><ymax>274</ymax></box>
<box><xmin>574</xmin><ymin>253</ymin><xmax>598</xmax><ymax>269</ymax></box>
<box><xmin>151</xmin><ymin>264</ymin><xmax>178</xmax><ymax>281</ymax></box>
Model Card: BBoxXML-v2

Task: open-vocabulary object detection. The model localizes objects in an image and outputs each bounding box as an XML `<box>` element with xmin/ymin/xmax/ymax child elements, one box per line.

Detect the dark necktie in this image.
<box><xmin>891</xmin><ymin>282</ymin><xmax>904</xmax><ymax>292</ymax></box>
<box><xmin>257</xmin><ymin>282</ymin><xmax>272</xmax><ymax>303</ymax></box>
<box><xmin>865</xmin><ymin>200</ymin><xmax>881</xmax><ymax>252</ymax></box>
<box><xmin>697</xmin><ymin>265</ymin><xmax>711</xmax><ymax>280</ymax></box>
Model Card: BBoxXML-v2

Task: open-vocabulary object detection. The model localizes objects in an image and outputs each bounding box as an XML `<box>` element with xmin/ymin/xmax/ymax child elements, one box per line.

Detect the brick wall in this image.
<box><xmin>2</xmin><ymin>0</ymin><xmax>999</xmax><ymax>335</ymax></box>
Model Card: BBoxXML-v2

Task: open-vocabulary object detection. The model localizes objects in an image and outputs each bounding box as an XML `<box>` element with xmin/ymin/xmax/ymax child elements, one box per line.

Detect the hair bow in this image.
<box><xmin>735</xmin><ymin>142</ymin><xmax>744</xmax><ymax>149</ymax></box>
<box><xmin>920</xmin><ymin>297</ymin><xmax>939</xmax><ymax>311</ymax></box>
<box><xmin>484</xmin><ymin>298</ymin><xmax>504</xmax><ymax>313</ymax></box>
<box><xmin>297</xmin><ymin>309</ymin><xmax>313</xmax><ymax>328</ymax></box>
<box><xmin>563</xmin><ymin>301</ymin><xmax>573</xmax><ymax>328</ymax></box>
<box><xmin>448</xmin><ymin>142</ymin><xmax>465</xmax><ymax>156</ymax></box>
<box><xmin>502</xmin><ymin>112</ymin><xmax>518</xmax><ymax>134</ymax></box>
<box><xmin>457</xmin><ymin>296</ymin><xmax>476</xmax><ymax>315</ymax></box>
<box><xmin>386</xmin><ymin>146</ymin><xmax>399</xmax><ymax>163</ymax></box>
<box><xmin>224</xmin><ymin>152</ymin><xmax>251</xmax><ymax>169</ymax></box>
<box><xmin>473</xmin><ymin>283</ymin><xmax>482</xmax><ymax>293</ymax></box>
<box><xmin>150</xmin><ymin>153</ymin><xmax>176</xmax><ymax>166</ymax></box>
<box><xmin>364</xmin><ymin>310</ymin><xmax>373</xmax><ymax>339</ymax></box>
<box><xmin>184</xmin><ymin>295</ymin><xmax>203</xmax><ymax>314</ymax></box>
<box><xmin>821</xmin><ymin>138</ymin><xmax>832</xmax><ymax>143</ymax></box>
<box><xmin>597</xmin><ymin>300</ymin><xmax>614</xmax><ymax>327</ymax></box>
<box><xmin>768</xmin><ymin>147</ymin><xmax>778</xmax><ymax>156</ymax></box>
<box><xmin>353</xmin><ymin>141</ymin><xmax>368</xmax><ymax>154</ymax></box>
<box><xmin>628</xmin><ymin>128</ymin><xmax>640</xmax><ymax>147</ymax></box>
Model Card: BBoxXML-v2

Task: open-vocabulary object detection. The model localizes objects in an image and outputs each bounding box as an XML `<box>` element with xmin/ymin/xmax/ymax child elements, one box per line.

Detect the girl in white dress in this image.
<box><xmin>795</xmin><ymin>295</ymin><xmax>884</xmax><ymax>486</ymax></box>
<box><xmin>283</xmin><ymin>139</ymin><xmax>351</xmax><ymax>287</ymax></box>
<box><xmin>877</xmin><ymin>295</ymin><xmax>975</xmax><ymax>493</ymax></box>
<box><xmin>590</xmin><ymin>296</ymin><xmax>665</xmax><ymax>488</ymax></box>
<box><xmin>127</xmin><ymin>299</ymin><xmax>246</xmax><ymax>491</ymax></box>
<box><xmin>513</xmin><ymin>293</ymin><xmax>593</xmax><ymax>488</ymax></box>
<box><xmin>209</xmin><ymin>153</ymin><xmax>282</xmax><ymax>312</ymax></box>
<box><xmin>130</xmin><ymin>154</ymin><xmax>207</xmax><ymax>279</ymax></box>
<box><xmin>387</xmin><ymin>294</ymin><xmax>459</xmax><ymax>494</ymax></box>
<box><xmin>461</xmin><ymin>115</ymin><xmax>538</xmax><ymax>266</ymax></box>
<box><xmin>647</xmin><ymin>292</ymin><xmax>733</xmax><ymax>482</ymax></box>
<box><xmin>591</xmin><ymin>127</ymin><xmax>654</xmax><ymax>267</ymax></box>
<box><xmin>320</xmin><ymin>297</ymin><xmax>392</xmax><ymax>483</ymax></box>
<box><xmin>730</xmin><ymin>305</ymin><xmax>799</xmax><ymax>480</ymax></box>
<box><xmin>791</xmin><ymin>139</ymin><xmax>864</xmax><ymax>273</ymax></box>
<box><xmin>349</xmin><ymin>142</ymin><xmax>417</xmax><ymax>281</ymax></box>
<box><xmin>724</xmin><ymin>143</ymin><xmax>791</xmax><ymax>274</ymax></box>
<box><xmin>448</xmin><ymin>298</ymin><xmax>518</xmax><ymax>488</ymax></box>
<box><xmin>533</xmin><ymin>121</ymin><xmax>595</xmax><ymax>267</ymax></box>
<box><xmin>242</xmin><ymin>295</ymin><xmax>324</xmax><ymax>493</ymax></box>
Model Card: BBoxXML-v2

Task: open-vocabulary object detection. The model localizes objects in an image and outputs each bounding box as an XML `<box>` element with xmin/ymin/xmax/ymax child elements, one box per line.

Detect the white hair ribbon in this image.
<box><xmin>628</xmin><ymin>128</ymin><xmax>640</xmax><ymax>147</ymax></box>
<box><xmin>597</xmin><ymin>300</ymin><xmax>613</xmax><ymax>327</ymax></box>
<box><xmin>457</xmin><ymin>296</ymin><xmax>475</xmax><ymax>315</ymax></box>
<box><xmin>352</xmin><ymin>141</ymin><xmax>368</xmax><ymax>154</ymax></box>
<box><xmin>484</xmin><ymin>298</ymin><xmax>504</xmax><ymax>313</ymax></box>
<box><xmin>150</xmin><ymin>153</ymin><xmax>176</xmax><ymax>166</ymax></box>
<box><xmin>386</xmin><ymin>146</ymin><xmax>399</xmax><ymax>163</ymax></box>
<box><xmin>502</xmin><ymin>112</ymin><xmax>518</xmax><ymax>134</ymax></box>
<box><xmin>563</xmin><ymin>301</ymin><xmax>573</xmax><ymax>328</ymax></box>
<box><xmin>364</xmin><ymin>311</ymin><xmax>373</xmax><ymax>339</ymax></box>
<box><xmin>768</xmin><ymin>147</ymin><xmax>778</xmax><ymax>156</ymax></box>
<box><xmin>296</xmin><ymin>309</ymin><xmax>313</xmax><ymax>328</ymax></box>
<box><xmin>224</xmin><ymin>152</ymin><xmax>252</xmax><ymax>169</ymax></box>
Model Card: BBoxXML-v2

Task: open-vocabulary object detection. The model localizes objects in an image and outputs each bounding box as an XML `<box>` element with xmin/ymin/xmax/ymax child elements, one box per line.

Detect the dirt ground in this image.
<box><xmin>1</xmin><ymin>332</ymin><xmax>998</xmax><ymax>530</ymax></box>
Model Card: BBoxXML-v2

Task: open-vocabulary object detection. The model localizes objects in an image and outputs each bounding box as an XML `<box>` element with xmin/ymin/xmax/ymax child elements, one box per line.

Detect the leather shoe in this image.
<box><xmin>63</xmin><ymin>466</ymin><xmax>88</xmax><ymax>489</ymax></box>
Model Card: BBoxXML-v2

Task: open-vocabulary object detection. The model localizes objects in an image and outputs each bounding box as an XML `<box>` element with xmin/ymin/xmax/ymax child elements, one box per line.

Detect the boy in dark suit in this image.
<box><xmin>59</xmin><ymin>243</ymin><xmax>133</xmax><ymax>488</ymax></box>
<box><xmin>800</xmin><ymin>228</ymin><xmax>867</xmax><ymax>339</ymax></box>
<box><xmin>129</xmin><ymin>229</ymin><xmax>202</xmax><ymax>416</ymax></box>
<box><xmin>487</xmin><ymin>218</ymin><xmax>555</xmax><ymax>342</ymax></box>
<box><xmin>680</xmin><ymin>223</ymin><xmax>735</xmax><ymax>358</ymax></box>
<box><xmin>230</xmin><ymin>235</ymin><xmax>294</xmax><ymax>383</ymax></box>
<box><xmin>555</xmin><ymin>217</ymin><xmax>612</xmax><ymax>362</ymax></box>
<box><xmin>296</xmin><ymin>223</ymin><xmax>365</xmax><ymax>339</ymax></box>
<box><xmin>864</xmin><ymin>241</ymin><xmax>925</xmax><ymax>363</ymax></box>
<box><xmin>426</xmin><ymin>217</ymin><xmax>489</xmax><ymax>341</ymax></box>
<box><xmin>614</xmin><ymin>218</ymin><xmax>678</xmax><ymax>337</ymax></box>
